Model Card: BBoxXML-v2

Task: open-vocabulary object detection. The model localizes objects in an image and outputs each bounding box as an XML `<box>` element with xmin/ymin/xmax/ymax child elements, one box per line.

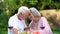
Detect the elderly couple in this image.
<box><xmin>8</xmin><ymin>6</ymin><xmax>53</xmax><ymax>34</ymax></box>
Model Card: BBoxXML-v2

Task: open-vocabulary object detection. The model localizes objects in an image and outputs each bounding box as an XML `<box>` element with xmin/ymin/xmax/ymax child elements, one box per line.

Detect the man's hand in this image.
<box><xmin>12</xmin><ymin>28</ymin><xmax>18</xmax><ymax>34</ymax></box>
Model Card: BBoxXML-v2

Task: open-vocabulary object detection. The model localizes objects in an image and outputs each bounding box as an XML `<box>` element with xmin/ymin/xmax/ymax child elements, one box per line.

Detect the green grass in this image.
<box><xmin>0</xmin><ymin>28</ymin><xmax>7</xmax><ymax>34</ymax></box>
<box><xmin>54</xmin><ymin>30</ymin><xmax>60</xmax><ymax>34</ymax></box>
<box><xmin>52</xmin><ymin>28</ymin><xmax>60</xmax><ymax>34</ymax></box>
<box><xmin>53</xmin><ymin>30</ymin><xmax>60</xmax><ymax>34</ymax></box>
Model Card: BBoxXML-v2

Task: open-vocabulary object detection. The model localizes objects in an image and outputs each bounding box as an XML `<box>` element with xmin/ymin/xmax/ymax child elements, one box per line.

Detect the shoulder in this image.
<box><xmin>8</xmin><ymin>14</ymin><xmax>18</xmax><ymax>26</ymax></box>
<box><xmin>9</xmin><ymin>15</ymin><xmax>15</xmax><ymax>21</ymax></box>
<box><xmin>40</xmin><ymin>17</ymin><xmax>48</xmax><ymax>22</ymax></box>
<box><xmin>41</xmin><ymin>17</ymin><xmax>47</xmax><ymax>20</ymax></box>
<box><xmin>8</xmin><ymin>14</ymin><xmax>17</xmax><ymax>23</ymax></box>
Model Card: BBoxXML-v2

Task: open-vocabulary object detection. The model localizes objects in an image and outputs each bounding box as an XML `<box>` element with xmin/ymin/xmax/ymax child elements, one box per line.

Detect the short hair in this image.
<box><xmin>18</xmin><ymin>6</ymin><xmax>29</xmax><ymax>14</ymax></box>
<box><xmin>30</xmin><ymin>7</ymin><xmax>41</xmax><ymax>17</ymax></box>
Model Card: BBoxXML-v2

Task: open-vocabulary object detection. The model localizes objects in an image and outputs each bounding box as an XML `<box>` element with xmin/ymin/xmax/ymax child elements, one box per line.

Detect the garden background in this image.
<box><xmin>0</xmin><ymin>0</ymin><xmax>60</xmax><ymax>34</ymax></box>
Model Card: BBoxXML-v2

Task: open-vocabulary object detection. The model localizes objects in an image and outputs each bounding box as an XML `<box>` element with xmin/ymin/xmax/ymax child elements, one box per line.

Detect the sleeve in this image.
<box><xmin>8</xmin><ymin>18</ymin><xmax>14</xmax><ymax>27</ymax></box>
<box><xmin>8</xmin><ymin>17</ymin><xmax>18</xmax><ymax>30</ymax></box>
<box><xmin>24</xmin><ymin>20</ymin><xmax>27</xmax><ymax>28</ymax></box>
<box><xmin>29</xmin><ymin>21</ymin><xmax>34</xmax><ymax>29</ymax></box>
<box><xmin>41</xmin><ymin>17</ymin><xmax>53</xmax><ymax>34</ymax></box>
<box><xmin>24</xmin><ymin>22</ymin><xmax>27</xmax><ymax>28</ymax></box>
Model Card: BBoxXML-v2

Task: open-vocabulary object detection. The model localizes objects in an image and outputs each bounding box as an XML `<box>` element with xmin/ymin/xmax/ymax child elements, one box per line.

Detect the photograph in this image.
<box><xmin>0</xmin><ymin>0</ymin><xmax>60</xmax><ymax>34</ymax></box>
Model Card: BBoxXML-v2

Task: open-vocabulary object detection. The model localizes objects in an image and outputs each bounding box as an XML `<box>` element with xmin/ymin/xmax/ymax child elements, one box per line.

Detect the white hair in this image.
<box><xmin>18</xmin><ymin>6</ymin><xmax>29</xmax><ymax>14</ymax></box>
<box><xmin>30</xmin><ymin>7</ymin><xmax>41</xmax><ymax>17</ymax></box>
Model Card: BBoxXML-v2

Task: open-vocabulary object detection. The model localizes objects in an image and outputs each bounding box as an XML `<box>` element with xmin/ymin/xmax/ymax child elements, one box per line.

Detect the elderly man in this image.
<box><xmin>8</xmin><ymin>6</ymin><xmax>30</xmax><ymax>34</ymax></box>
<box><xmin>29</xmin><ymin>7</ymin><xmax>53</xmax><ymax>34</ymax></box>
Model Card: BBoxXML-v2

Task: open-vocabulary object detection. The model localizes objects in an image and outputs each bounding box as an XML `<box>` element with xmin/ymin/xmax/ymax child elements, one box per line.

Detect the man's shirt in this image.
<box><xmin>8</xmin><ymin>14</ymin><xmax>27</xmax><ymax>34</ymax></box>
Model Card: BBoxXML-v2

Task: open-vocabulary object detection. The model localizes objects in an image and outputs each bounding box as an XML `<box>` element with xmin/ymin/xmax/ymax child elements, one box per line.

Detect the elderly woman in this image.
<box><xmin>29</xmin><ymin>7</ymin><xmax>53</xmax><ymax>34</ymax></box>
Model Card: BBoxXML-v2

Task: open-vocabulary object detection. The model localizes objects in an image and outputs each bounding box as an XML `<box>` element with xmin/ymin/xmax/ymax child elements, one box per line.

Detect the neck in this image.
<box><xmin>17</xmin><ymin>14</ymin><xmax>22</xmax><ymax>20</ymax></box>
<box><xmin>34</xmin><ymin>17</ymin><xmax>40</xmax><ymax>23</ymax></box>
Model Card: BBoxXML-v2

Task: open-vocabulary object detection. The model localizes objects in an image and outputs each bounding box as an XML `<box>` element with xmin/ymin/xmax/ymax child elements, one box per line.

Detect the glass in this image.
<box><xmin>40</xmin><ymin>26</ymin><xmax>45</xmax><ymax>29</ymax></box>
<box><xmin>40</xmin><ymin>23</ymin><xmax>45</xmax><ymax>30</ymax></box>
<box><xmin>8</xmin><ymin>26</ymin><xmax>13</xmax><ymax>29</ymax></box>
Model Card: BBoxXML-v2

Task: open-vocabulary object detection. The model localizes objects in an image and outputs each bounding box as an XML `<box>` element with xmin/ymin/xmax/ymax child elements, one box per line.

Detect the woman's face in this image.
<box><xmin>29</xmin><ymin>12</ymin><xmax>38</xmax><ymax>21</ymax></box>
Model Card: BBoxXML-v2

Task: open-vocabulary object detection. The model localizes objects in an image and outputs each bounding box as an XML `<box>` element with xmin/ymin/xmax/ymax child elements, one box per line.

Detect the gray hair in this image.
<box><xmin>30</xmin><ymin>7</ymin><xmax>41</xmax><ymax>17</ymax></box>
<box><xmin>18</xmin><ymin>6</ymin><xmax>29</xmax><ymax>14</ymax></box>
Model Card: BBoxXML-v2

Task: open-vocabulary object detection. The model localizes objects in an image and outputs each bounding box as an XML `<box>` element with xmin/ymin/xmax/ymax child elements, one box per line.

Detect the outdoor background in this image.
<box><xmin>0</xmin><ymin>0</ymin><xmax>60</xmax><ymax>34</ymax></box>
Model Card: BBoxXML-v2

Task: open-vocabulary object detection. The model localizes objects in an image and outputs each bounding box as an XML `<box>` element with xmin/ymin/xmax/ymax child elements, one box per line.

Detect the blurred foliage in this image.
<box><xmin>0</xmin><ymin>0</ymin><xmax>60</xmax><ymax>34</ymax></box>
<box><xmin>0</xmin><ymin>9</ymin><xmax>8</xmax><ymax>34</ymax></box>
<box><xmin>3</xmin><ymin>0</ymin><xmax>60</xmax><ymax>10</ymax></box>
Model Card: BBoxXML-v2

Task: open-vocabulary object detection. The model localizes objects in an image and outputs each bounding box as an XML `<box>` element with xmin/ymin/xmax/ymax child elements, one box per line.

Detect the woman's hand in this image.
<box><xmin>24</xmin><ymin>27</ymin><xmax>30</xmax><ymax>31</ymax></box>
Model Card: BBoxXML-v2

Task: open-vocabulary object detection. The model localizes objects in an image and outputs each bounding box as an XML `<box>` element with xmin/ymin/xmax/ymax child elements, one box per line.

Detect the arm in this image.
<box><xmin>41</xmin><ymin>17</ymin><xmax>53</xmax><ymax>34</ymax></box>
<box><xmin>12</xmin><ymin>28</ymin><xmax>18</xmax><ymax>34</ymax></box>
<box><xmin>24</xmin><ymin>21</ymin><xmax>32</xmax><ymax>31</ymax></box>
<box><xmin>29</xmin><ymin>21</ymin><xmax>33</xmax><ymax>28</ymax></box>
<box><xmin>29</xmin><ymin>21</ymin><xmax>35</xmax><ymax>31</ymax></box>
<box><xmin>8</xmin><ymin>17</ymin><xmax>19</xmax><ymax>34</ymax></box>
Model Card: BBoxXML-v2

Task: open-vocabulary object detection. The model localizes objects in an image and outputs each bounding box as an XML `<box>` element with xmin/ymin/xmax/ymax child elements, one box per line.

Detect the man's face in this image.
<box><xmin>22</xmin><ymin>11</ymin><xmax>30</xmax><ymax>19</ymax></box>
